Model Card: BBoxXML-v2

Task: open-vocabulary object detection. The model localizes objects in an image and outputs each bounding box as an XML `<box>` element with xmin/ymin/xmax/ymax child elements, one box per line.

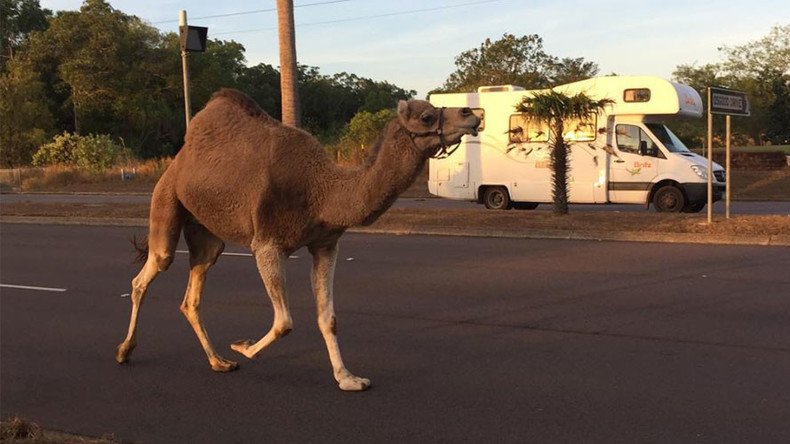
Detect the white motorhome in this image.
<box><xmin>428</xmin><ymin>76</ymin><xmax>725</xmax><ymax>212</ymax></box>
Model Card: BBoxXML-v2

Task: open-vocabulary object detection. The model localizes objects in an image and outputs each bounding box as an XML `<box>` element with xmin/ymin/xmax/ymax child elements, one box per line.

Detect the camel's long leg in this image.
<box><xmin>116</xmin><ymin>175</ymin><xmax>183</xmax><ymax>364</ymax></box>
<box><xmin>310</xmin><ymin>242</ymin><xmax>370</xmax><ymax>391</ymax></box>
<box><xmin>230</xmin><ymin>242</ymin><xmax>293</xmax><ymax>358</ymax></box>
<box><xmin>180</xmin><ymin>222</ymin><xmax>237</xmax><ymax>372</ymax></box>
<box><xmin>115</xmin><ymin>256</ymin><xmax>162</xmax><ymax>363</ymax></box>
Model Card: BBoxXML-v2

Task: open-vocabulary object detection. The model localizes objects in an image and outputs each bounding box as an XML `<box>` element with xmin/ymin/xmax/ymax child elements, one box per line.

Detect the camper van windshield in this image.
<box><xmin>645</xmin><ymin>123</ymin><xmax>690</xmax><ymax>153</ymax></box>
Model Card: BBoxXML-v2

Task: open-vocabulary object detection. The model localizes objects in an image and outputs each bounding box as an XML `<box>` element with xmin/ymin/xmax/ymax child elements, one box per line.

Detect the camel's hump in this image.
<box><xmin>207</xmin><ymin>88</ymin><xmax>280</xmax><ymax>124</ymax></box>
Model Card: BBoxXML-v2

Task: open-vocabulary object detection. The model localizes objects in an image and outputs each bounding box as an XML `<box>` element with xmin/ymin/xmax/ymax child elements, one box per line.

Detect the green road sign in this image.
<box><xmin>708</xmin><ymin>87</ymin><xmax>750</xmax><ymax>116</ymax></box>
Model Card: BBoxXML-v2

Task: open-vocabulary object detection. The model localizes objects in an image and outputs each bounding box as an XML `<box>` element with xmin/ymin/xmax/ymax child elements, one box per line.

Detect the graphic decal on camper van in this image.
<box><xmin>626</xmin><ymin>167</ymin><xmax>642</xmax><ymax>176</ymax></box>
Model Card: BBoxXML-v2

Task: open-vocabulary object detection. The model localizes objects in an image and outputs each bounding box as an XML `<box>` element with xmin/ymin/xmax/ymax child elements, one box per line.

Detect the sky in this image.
<box><xmin>39</xmin><ymin>0</ymin><xmax>789</xmax><ymax>97</ymax></box>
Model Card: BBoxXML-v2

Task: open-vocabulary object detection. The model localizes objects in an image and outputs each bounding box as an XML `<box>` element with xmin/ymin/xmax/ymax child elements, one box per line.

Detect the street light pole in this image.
<box><xmin>180</xmin><ymin>10</ymin><xmax>192</xmax><ymax>129</ymax></box>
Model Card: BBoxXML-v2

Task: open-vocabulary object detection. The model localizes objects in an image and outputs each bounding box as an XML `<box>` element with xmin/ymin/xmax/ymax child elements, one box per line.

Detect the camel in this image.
<box><xmin>115</xmin><ymin>89</ymin><xmax>479</xmax><ymax>391</ymax></box>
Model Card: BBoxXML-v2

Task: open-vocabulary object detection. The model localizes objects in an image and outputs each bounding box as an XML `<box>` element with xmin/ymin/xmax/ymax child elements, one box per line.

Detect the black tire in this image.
<box><xmin>513</xmin><ymin>202</ymin><xmax>539</xmax><ymax>210</ymax></box>
<box><xmin>483</xmin><ymin>186</ymin><xmax>511</xmax><ymax>210</ymax></box>
<box><xmin>682</xmin><ymin>202</ymin><xmax>705</xmax><ymax>213</ymax></box>
<box><xmin>653</xmin><ymin>185</ymin><xmax>685</xmax><ymax>213</ymax></box>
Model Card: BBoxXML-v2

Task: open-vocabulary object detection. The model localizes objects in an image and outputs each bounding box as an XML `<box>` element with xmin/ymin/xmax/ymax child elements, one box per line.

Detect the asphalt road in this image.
<box><xmin>2</xmin><ymin>192</ymin><xmax>789</xmax><ymax>214</ymax></box>
<box><xmin>2</xmin><ymin>223</ymin><xmax>790</xmax><ymax>443</ymax></box>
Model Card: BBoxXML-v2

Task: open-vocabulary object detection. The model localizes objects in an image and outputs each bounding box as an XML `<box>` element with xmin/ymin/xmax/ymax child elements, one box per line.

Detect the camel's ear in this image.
<box><xmin>397</xmin><ymin>100</ymin><xmax>411</xmax><ymax>121</ymax></box>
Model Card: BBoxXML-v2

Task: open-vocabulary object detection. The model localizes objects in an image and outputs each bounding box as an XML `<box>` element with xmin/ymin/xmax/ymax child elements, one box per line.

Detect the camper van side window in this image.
<box><xmin>472</xmin><ymin>108</ymin><xmax>485</xmax><ymax>132</ymax></box>
<box><xmin>509</xmin><ymin>114</ymin><xmax>549</xmax><ymax>143</ymax></box>
<box><xmin>563</xmin><ymin>115</ymin><xmax>597</xmax><ymax>142</ymax></box>
<box><xmin>624</xmin><ymin>88</ymin><xmax>651</xmax><ymax>102</ymax></box>
<box><xmin>616</xmin><ymin>124</ymin><xmax>660</xmax><ymax>156</ymax></box>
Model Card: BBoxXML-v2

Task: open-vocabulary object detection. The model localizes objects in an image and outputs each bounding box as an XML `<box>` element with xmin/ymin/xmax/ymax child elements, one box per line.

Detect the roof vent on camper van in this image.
<box><xmin>477</xmin><ymin>85</ymin><xmax>525</xmax><ymax>93</ymax></box>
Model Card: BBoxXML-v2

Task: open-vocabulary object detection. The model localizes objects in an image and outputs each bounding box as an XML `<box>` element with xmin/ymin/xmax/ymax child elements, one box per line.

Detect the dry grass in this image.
<box><xmin>731</xmin><ymin>168</ymin><xmax>790</xmax><ymax>200</ymax></box>
<box><xmin>375</xmin><ymin>208</ymin><xmax>790</xmax><ymax>236</ymax></box>
<box><xmin>1</xmin><ymin>201</ymin><xmax>787</xmax><ymax>237</ymax></box>
<box><xmin>18</xmin><ymin>159</ymin><xmax>172</xmax><ymax>193</ymax></box>
<box><xmin>7</xmin><ymin>163</ymin><xmax>788</xmax><ymax>201</ymax></box>
<box><xmin>0</xmin><ymin>416</ymin><xmax>116</xmax><ymax>444</ymax></box>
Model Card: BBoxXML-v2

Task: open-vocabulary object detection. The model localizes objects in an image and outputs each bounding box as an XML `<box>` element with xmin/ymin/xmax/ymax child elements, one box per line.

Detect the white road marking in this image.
<box><xmin>176</xmin><ymin>250</ymin><xmax>253</xmax><ymax>257</ymax></box>
<box><xmin>1</xmin><ymin>284</ymin><xmax>67</xmax><ymax>293</ymax></box>
<box><xmin>175</xmin><ymin>250</ymin><xmax>302</xmax><ymax>259</ymax></box>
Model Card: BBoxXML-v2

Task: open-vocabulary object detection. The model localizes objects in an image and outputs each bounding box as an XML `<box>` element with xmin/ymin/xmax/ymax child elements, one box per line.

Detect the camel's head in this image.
<box><xmin>397</xmin><ymin>100</ymin><xmax>480</xmax><ymax>157</ymax></box>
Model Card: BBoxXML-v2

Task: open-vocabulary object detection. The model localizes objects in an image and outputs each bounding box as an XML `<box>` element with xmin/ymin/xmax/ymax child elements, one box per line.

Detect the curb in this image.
<box><xmin>2</xmin><ymin>216</ymin><xmax>788</xmax><ymax>247</ymax></box>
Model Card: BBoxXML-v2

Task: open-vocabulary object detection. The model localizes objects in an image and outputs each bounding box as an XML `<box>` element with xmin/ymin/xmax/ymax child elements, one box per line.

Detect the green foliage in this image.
<box><xmin>332</xmin><ymin>109</ymin><xmax>395</xmax><ymax>163</ymax></box>
<box><xmin>5</xmin><ymin>0</ymin><xmax>415</xmax><ymax>164</ymax></box>
<box><xmin>32</xmin><ymin>131</ymin><xmax>127</xmax><ymax>172</ymax></box>
<box><xmin>437</xmin><ymin>33</ymin><xmax>599</xmax><ymax>93</ymax></box>
<box><xmin>0</xmin><ymin>0</ymin><xmax>51</xmax><ymax>71</ymax></box>
<box><xmin>0</xmin><ymin>59</ymin><xmax>54</xmax><ymax>166</ymax></box>
<box><xmin>342</xmin><ymin>109</ymin><xmax>395</xmax><ymax>147</ymax></box>
<box><xmin>515</xmin><ymin>91</ymin><xmax>613</xmax><ymax>215</ymax></box>
<box><xmin>672</xmin><ymin>24</ymin><xmax>790</xmax><ymax>146</ymax></box>
<box><xmin>765</xmin><ymin>74</ymin><xmax>790</xmax><ymax>144</ymax></box>
<box><xmin>298</xmin><ymin>68</ymin><xmax>413</xmax><ymax>139</ymax></box>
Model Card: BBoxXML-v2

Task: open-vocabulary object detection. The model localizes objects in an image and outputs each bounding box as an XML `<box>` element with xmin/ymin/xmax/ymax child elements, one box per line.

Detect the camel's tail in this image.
<box><xmin>130</xmin><ymin>234</ymin><xmax>149</xmax><ymax>264</ymax></box>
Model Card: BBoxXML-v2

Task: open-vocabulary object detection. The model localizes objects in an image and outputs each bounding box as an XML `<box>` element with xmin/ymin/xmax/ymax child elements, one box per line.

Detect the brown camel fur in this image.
<box><xmin>115</xmin><ymin>88</ymin><xmax>479</xmax><ymax>391</ymax></box>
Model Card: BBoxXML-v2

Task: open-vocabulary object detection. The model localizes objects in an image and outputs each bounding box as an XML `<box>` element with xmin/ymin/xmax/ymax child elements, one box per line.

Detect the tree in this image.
<box><xmin>0</xmin><ymin>59</ymin><xmax>54</xmax><ymax>166</ymax></box>
<box><xmin>547</xmin><ymin>57</ymin><xmax>600</xmax><ymax>85</ymax></box>
<box><xmin>673</xmin><ymin>25</ymin><xmax>790</xmax><ymax>145</ymax></box>
<box><xmin>438</xmin><ymin>33</ymin><xmax>598</xmax><ymax>93</ymax></box>
<box><xmin>720</xmin><ymin>24</ymin><xmax>790</xmax><ymax>80</ymax></box>
<box><xmin>515</xmin><ymin>91</ymin><xmax>612</xmax><ymax>214</ymax></box>
<box><xmin>277</xmin><ymin>0</ymin><xmax>300</xmax><ymax>127</ymax></box>
<box><xmin>0</xmin><ymin>0</ymin><xmax>51</xmax><ymax>70</ymax></box>
<box><xmin>765</xmin><ymin>73</ymin><xmax>790</xmax><ymax>144</ymax></box>
<box><xmin>238</xmin><ymin>62</ymin><xmax>281</xmax><ymax>118</ymax></box>
<box><xmin>336</xmin><ymin>109</ymin><xmax>395</xmax><ymax>162</ymax></box>
<box><xmin>4</xmin><ymin>0</ymin><xmax>416</xmax><ymax>163</ymax></box>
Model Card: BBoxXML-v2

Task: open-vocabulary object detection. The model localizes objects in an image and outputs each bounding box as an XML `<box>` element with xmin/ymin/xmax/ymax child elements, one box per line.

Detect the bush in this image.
<box><xmin>332</xmin><ymin>109</ymin><xmax>395</xmax><ymax>163</ymax></box>
<box><xmin>32</xmin><ymin>132</ymin><xmax>129</xmax><ymax>172</ymax></box>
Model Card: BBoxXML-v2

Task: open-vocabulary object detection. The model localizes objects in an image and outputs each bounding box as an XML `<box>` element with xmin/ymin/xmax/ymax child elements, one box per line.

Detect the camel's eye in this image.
<box><xmin>420</xmin><ymin>113</ymin><xmax>434</xmax><ymax>125</ymax></box>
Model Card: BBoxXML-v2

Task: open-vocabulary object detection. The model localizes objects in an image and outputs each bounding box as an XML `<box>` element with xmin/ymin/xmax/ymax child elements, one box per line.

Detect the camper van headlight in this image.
<box><xmin>690</xmin><ymin>165</ymin><xmax>708</xmax><ymax>180</ymax></box>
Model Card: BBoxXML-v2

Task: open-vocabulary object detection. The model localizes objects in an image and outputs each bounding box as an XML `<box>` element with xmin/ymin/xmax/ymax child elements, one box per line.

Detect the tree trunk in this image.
<box><xmin>550</xmin><ymin>120</ymin><xmax>569</xmax><ymax>215</ymax></box>
<box><xmin>73</xmin><ymin>100</ymin><xmax>80</xmax><ymax>135</ymax></box>
<box><xmin>277</xmin><ymin>0</ymin><xmax>301</xmax><ymax>127</ymax></box>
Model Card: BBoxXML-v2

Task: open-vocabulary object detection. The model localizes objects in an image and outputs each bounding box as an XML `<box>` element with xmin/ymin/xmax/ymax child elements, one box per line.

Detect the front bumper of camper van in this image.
<box><xmin>683</xmin><ymin>183</ymin><xmax>725</xmax><ymax>204</ymax></box>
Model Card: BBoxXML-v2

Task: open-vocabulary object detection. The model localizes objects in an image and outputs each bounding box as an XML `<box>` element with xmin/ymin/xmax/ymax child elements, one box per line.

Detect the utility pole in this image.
<box><xmin>277</xmin><ymin>0</ymin><xmax>301</xmax><ymax>127</ymax></box>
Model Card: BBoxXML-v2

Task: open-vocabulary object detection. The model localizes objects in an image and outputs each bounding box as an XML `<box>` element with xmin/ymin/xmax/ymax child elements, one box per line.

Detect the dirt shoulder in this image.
<box><xmin>2</xmin><ymin>201</ymin><xmax>788</xmax><ymax>246</ymax></box>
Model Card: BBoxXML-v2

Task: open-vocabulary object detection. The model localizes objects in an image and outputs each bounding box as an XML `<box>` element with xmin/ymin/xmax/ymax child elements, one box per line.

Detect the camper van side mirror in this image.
<box><xmin>639</xmin><ymin>140</ymin><xmax>648</xmax><ymax>156</ymax></box>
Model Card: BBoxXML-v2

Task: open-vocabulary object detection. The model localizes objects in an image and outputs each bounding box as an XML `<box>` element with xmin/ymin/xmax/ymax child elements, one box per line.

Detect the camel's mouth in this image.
<box><xmin>447</xmin><ymin>124</ymin><xmax>479</xmax><ymax>141</ymax></box>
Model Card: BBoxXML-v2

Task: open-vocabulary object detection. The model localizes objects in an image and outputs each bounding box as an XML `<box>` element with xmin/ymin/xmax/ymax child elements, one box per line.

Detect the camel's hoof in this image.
<box><xmin>230</xmin><ymin>339</ymin><xmax>255</xmax><ymax>358</ymax></box>
<box><xmin>210</xmin><ymin>358</ymin><xmax>239</xmax><ymax>372</ymax></box>
<box><xmin>115</xmin><ymin>342</ymin><xmax>134</xmax><ymax>364</ymax></box>
<box><xmin>338</xmin><ymin>375</ymin><xmax>371</xmax><ymax>392</ymax></box>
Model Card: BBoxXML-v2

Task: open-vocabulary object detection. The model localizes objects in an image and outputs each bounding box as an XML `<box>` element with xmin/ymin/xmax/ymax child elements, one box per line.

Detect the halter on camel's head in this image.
<box><xmin>397</xmin><ymin>100</ymin><xmax>480</xmax><ymax>159</ymax></box>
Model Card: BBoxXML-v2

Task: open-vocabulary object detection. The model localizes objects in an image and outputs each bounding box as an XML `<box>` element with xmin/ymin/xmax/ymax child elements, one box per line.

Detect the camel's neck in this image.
<box><xmin>320</xmin><ymin>123</ymin><xmax>426</xmax><ymax>228</ymax></box>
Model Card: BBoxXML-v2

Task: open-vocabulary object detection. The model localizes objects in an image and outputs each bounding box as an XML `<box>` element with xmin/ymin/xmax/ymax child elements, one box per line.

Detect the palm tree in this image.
<box><xmin>515</xmin><ymin>91</ymin><xmax>612</xmax><ymax>214</ymax></box>
<box><xmin>277</xmin><ymin>0</ymin><xmax>300</xmax><ymax>127</ymax></box>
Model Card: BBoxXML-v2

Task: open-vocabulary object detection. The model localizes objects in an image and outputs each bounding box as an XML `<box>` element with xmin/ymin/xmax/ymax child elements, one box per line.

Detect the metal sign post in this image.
<box><xmin>178</xmin><ymin>11</ymin><xmax>208</xmax><ymax>129</ymax></box>
<box><xmin>725</xmin><ymin>115</ymin><xmax>731</xmax><ymax>219</ymax></box>
<box><xmin>706</xmin><ymin>86</ymin><xmax>750</xmax><ymax>224</ymax></box>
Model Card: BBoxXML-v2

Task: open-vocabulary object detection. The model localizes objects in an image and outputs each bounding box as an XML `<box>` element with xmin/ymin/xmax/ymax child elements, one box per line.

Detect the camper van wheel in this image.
<box><xmin>483</xmin><ymin>187</ymin><xmax>511</xmax><ymax>210</ymax></box>
<box><xmin>653</xmin><ymin>185</ymin><xmax>685</xmax><ymax>213</ymax></box>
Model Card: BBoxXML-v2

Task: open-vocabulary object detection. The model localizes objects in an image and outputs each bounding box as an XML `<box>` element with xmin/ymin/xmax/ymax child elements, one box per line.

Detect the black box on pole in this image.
<box><xmin>179</xmin><ymin>25</ymin><xmax>208</xmax><ymax>52</ymax></box>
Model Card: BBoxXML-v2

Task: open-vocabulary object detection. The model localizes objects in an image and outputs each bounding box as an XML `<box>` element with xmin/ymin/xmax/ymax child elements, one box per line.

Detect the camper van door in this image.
<box><xmin>608</xmin><ymin>123</ymin><xmax>660</xmax><ymax>203</ymax></box>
